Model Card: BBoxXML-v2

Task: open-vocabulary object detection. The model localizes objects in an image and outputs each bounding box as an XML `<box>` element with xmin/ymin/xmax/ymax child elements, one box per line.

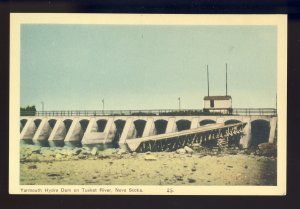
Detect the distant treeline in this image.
<box><xmin>20</xmin><ymin>105</ymin><xmax>36</xmax><ymax>116</ymax></box>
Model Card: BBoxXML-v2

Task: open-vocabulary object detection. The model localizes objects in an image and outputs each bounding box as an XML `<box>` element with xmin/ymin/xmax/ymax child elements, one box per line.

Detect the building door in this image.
<box><xmin>210</xmin><ymin>100</ymin><xmax>214</xmax><ymax>108</ymax></box>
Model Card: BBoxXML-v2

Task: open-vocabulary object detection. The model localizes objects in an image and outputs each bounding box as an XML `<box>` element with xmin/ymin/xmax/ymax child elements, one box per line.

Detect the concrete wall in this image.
<box><xmin>204</xmin><ymin>99</ymin><xmax>232</xmax><ymax>109</ymax></box>
<box><xmin>20</xmin><ymin>115</ymin><xmax>277</xmax><ymax>148</ymax></box>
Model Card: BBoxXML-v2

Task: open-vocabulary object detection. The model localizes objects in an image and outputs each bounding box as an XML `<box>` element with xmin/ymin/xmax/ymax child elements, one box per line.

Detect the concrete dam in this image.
<box><xmin>20</xmin><ymin>113</ymin><xmax>277</xmax><ymax>151</ymax></box>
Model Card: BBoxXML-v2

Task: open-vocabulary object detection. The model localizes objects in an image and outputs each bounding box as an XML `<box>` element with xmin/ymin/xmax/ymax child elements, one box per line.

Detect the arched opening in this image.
<box><xmin>48</xmin><ymin>119</ymin><xmax>57</xmax><ymax>129</ymax></box>
<box><xmin>251</xmin><ymin>120</ymin><xmax>270</xmax><ymax>147</ymax></box>
<box><xmin>97</xmin><ymin>119</ymin><xmax>107</xmax><ymax>132</ymax></box>
<box><xmin>154</xmin><ymin>120</ymin><xmax>168</xmax><ymax>135</ymax></box>
<box><xmin>20</xmin><ymin>119</ymin><xmax>27</xmax><ymax>132</ymax></box>
<box><xmin>225</xmin><ymin>119</ymin><xmax>242</xmax><ymax>125</ymax></box>
<box><xmin>134</xmin><ymin>120</ymin><xmax>147</xmax><ymax>138</ymax></box>
<box><xmin>63</xmin><ymin>119</ymin><xmax>73</xmax><ymax>134</ymax></box>
<box><xmin>34</xmin><ymin>119</ymin><xmax>42</xmax><ymax>129</ymax></box>
<box><xmin>79</xmin><ymin>119</ymin><xmax>89</xmax><ymax>135</ymax></box>
<box><xmin>176</xmin><ymin>120</ymin><xmax>191</xmax><ymax>131</ymax></box>
<box><xmin>112</xmin><ymin>120</ymin><xmax>126</xmax><ymax>148</ymax></box>
<box><xmin>199</xmin><ymin>119</ymin><xmax>216</xmax><ymax>126</ymax></box>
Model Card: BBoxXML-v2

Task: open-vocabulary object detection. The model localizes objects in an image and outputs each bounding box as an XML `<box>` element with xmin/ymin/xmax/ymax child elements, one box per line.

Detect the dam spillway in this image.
<box><xmin>20</xmin><ymin>114</ymin><xmax>277</xmax><ymax>150</ymax></box>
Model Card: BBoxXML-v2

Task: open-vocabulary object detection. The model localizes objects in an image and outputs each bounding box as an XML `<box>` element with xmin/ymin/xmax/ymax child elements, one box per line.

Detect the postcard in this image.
<box><xmin>10</xmin><ymin>13</ymin><xmax>287</xmax><ymax>195</ymax></box>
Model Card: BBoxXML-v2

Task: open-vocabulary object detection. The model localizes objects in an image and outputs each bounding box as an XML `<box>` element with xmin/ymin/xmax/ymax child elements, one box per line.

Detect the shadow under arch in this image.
<box><xmin>48</xmin><ymin>119</ymin><xmax>57</xmax><ymax>129</ymax></box>
<box><xmin>154</xmin><ymin>119</ymin><xmax>168</xmax><ymax>135</ymax></box>
<box><xmin>63</xmin><ymin>119</ymin><xmax>73</xmax><ymax>134</ymax></box>
<box><xmin>112</xmin><ymin>119</ymin><xmax>126</xmax><ymax>148</ymax></box>
<box><xmin>176</xmin><ymin>119</ymin><xmax>191</xmax><ymax>131</ymax></box>
<box><xmin>20</xmin><ymin>119</ymin><xmax>28</xmax><ymax>133</ymax></box>
<box><xmin>97</xmin><ymin>119</ymin><xmax>107</xmax><ymax>132</ymax></box>
<box><xmin>199</xmin><ymin>119</ymin><xmax>216</xmax><ymax>126</ymax></box>
<box><xmin>34</xmin><ymin>119</ymin><xmax>42</xmax><ymax>129</ymax></box>
<box><xmin>251</xmin><ymin>119</ymin><xmax>270</xmax><ymax>147</ymax></box>
<box><xmin>133</xmin><ymin>120</ymin><xmax>147</xmax><ymax>138</ymax></box>
<box><xmin>224</xmin><ymin>119</ymin><xmax>242</xmax><ymax>125</ymax></box>
<box><xmin>79</xmin><ymin>119</ymin><xmax>89</xmax><ymax>133</ymax></box>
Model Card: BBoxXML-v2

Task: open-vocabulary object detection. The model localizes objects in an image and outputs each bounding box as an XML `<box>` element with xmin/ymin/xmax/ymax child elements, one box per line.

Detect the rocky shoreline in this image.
<box><xmin>20</xmin><ymin>143</ymin><xmax>277</xmax><ymax>185</ymax></box>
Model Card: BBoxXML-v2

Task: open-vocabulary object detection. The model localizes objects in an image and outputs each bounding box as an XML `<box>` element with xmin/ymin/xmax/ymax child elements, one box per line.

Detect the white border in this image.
<box><xmin>9</xmin><ymin>14</ymin><xmax>287</xmax><ymax>195</ymax></box>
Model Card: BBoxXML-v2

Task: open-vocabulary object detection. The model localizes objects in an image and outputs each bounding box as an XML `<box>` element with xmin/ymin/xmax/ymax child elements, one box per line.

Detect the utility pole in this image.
<box><xmin>207</xmin><ymin>65</ymin><xmax>210</xmax><ymax>96</ymax></box>
<box><xmin>178</xmin><ymin>97</ymin><xmax>181</xmax><ymax>111</ymax></box>
<box><xmin>102</xmin><ymin>99</ymin><xmax>105</xmax><ymax>114</ymax></box>
<box><xmin>41</xmin><ymin>101</ymin><xmax>44</xmax><ymax>111</ymax></box>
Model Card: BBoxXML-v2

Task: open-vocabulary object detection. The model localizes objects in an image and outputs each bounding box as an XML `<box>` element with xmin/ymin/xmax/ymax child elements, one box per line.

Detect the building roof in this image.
<box><xmin>204</xmin><ymin>95</ymin><xmax>232</xmax><ymax>100</ymax></box>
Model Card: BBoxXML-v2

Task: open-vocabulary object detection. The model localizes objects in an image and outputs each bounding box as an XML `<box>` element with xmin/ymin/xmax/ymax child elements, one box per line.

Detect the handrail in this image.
<box><xmin>20</xmin><ymin>108</ymin><xmax>277</xmax><ymax>116</ymax></box>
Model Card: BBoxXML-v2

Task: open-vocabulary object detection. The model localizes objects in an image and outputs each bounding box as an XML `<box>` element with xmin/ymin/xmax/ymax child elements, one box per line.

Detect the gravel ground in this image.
<box><xmin>20</xmin><ymin>146</ymin><xmax>277</xmax><ymax>186</ymax></box>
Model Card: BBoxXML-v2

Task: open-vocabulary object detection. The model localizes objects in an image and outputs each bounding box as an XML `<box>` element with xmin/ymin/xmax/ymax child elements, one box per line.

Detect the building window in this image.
<box><xmin>210</xmin><ymin>100</ymin><xmax>214</xmax><ymax>108</ymax></box>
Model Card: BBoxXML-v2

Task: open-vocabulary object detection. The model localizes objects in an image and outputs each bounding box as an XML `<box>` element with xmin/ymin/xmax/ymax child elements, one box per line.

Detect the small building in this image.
<box><xmin>203</xmin><ymin>95</ymin><xmax>232</xmax><ymax>113</ymax></box>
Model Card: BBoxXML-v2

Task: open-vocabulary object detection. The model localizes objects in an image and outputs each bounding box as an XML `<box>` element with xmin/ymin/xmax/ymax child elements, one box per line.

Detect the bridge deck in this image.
<box><xmin>21</xmin><ymin>108</ymin><xmax>277</xmax><ymax>117</ymax></box>
<box><xmin>126</xmin><ymin>122</ymin><xmax>247</xmax><ymax>152</ymax></box>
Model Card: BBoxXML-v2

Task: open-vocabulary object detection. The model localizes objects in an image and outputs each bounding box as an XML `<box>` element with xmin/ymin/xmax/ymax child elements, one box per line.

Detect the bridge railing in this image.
<box><xmin>20</xmin><ymin>108</ymin><xmax>277</xmax><ymax>117</ymax></box>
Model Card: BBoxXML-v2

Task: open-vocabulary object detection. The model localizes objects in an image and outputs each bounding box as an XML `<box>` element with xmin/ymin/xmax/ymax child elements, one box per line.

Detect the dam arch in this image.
<box><xmin>250</xmin><ymin>119</ymin><xmax>271</xmax><ymax>147</ymax></box>
<box><xmin>97</xmin><ymin>119</ymin><xmax>107</xmax><ymax>132</ymax></box>
<box><xmin>176</xmin><ymin>119</ymin><xmax>191</xmax><ymax>131</ymax></box>
<box><xmin>154</xmin><ymin>119</ymin><xmax>168</xmax><ymax>135</ymax></box>
<box><xmin>199</xmin><ymin>119</ymin><xmax>216</xmax><ymax>126</ymax></box>
<box><xmin>48</xmin><ymin>119</ymin><xmax>57</xmax><ymax>129</ymax></box>
<box><xmin>224</xmin><ymin>119</ymin><xmax>242</xmax><ymax>125</ymax></box>
<box><xmin>112</xmin><ymin>119</ymin><xmax>126</xmax><ymax>147</ymax></box>
<box><xmin>133</xmin><ymin>119</ymin><xmax>147</xmax><ymax>138</ymax></box>
<box><xmin>63</xmin><ymin>119</ymin><xmax>73</xmax><ymax>134</ymax></box>
<box><xmin>79</xmin><ymin>119</ymin><xmax>89</xmax><ymax>136</ymax></box>
<box><xmin>20</xmin><ymin>119</ymin><xmax>28</xmax><ymax>133</ymax></box>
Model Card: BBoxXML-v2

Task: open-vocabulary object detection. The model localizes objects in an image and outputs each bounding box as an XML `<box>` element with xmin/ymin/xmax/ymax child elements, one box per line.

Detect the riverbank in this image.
<box><xmin>20</xmin><ymin>144</ymin><xmax>277</xmax><ymax>185</ymax></box>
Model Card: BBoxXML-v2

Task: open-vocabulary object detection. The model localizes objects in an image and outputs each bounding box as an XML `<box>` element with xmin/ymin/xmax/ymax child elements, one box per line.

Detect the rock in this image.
<box><xmin>64</xmin><ymin>149</ymin><xmax>74</xmax><ymax>157</ymax></box>
<box><xmin>91</xmin><ymin>147</ymin><xmax>98</xmax><ymax>156</ymax></box>
<box><xmin>146</xmin><ymin>151</ymin><xmax>151</xmax><ymax>155</ymax></box>
<box><xmin>72</xmin><ymin>148</ymin><xmax>82</xmax><ymax>155</ymax></box>
<box><xmin>244</xmin><ymin>165</ymin><xmax>248</xmax><ymax>169</ymax></box>
<box><xmin>55</xmin><ymin>153</ymin><xmax>64</xmax><ymax>160</ymax></box>
<box><xmin>184</xmin><ymin>146</ymin><xmax>194</xmax><ymax>154</ymax></box>
<box><xmin>188</xmin><ymin>178</ymin><xmax>196</xmax><ymax>183</ymax></box>
<box><xmin>131</xmin><ymin>152</ymin><xmax>137</xmax><ymax>157</ymax></box>
<box><xmin>85</xmin><ymin>179</ymin><xmax>97</xmax><ymax>183</ymax></box>
<box><xmin>117</xmin><ymin>149</ymin><xmax>127</xmax><ymax>155</ymax></box>
<box><xmin>23</xmin><ymin>146</ymin><xmax>41</xmax><ymax>155</ymax></box>
<box><xmin>27</xmin><ymin>153</ymin><xmax>41</xmax><ymax>162</ymax></box>
<box><xmin>28</xmin><ymin>165</ymin><xmax>37</xmax><ymax>169</ymax></box>
<box><xmin>144</xmin><ymin>155</ymin><xmax>157</xmax><ymax>161</ymax></box>
<box><xmin>192</xmin><ymin>143</ymin><xmax>201</xmax><ymax>148</ymax></box>
<box><xmin>47</xmin><ymin>172</ymin><xmax>61</xmax><ymax>177</ymax></box>
<box><xmin>191</xmin><ymin>167</ymin><xmax>196</xmax><ymax>172</ymax></box>
<box><xmin>78</xmin><ymin>154</ymin><xmax>87</xmax><ymax>159</ymax></box>
<box><xmin>176</xmin><ymin>148</ymin><xmax>186</xmax><ymax>154</ymax></box>
<box><xmin>81</xmin><ymin>150</ymin><xmax>91</xmax><ymax>155</ymax></box>
<box><xmin>258</xmin><ymin>143</ymin><xmax>275</xmax><ymax>150</ymax></box>
<box><xmin>82</xmin><ymin>146</ymin><xmax>90</xmax><ymax>151</ymax></box>
<box><xmin>31</xmin><ymin>147</ymin><xmax>41</xmax><ymax>154</ymax></box>
<box><xmin>41</xmin><ymin>149</ymin><xmax>54</xmax><ymax>157</ymax></box>
<box><xmin>174</xmin><ymin>175</ymin><xmax>183</xmax><ymax>181</ymax></box>
<box><xmin>100</xmin><ymin>149</ymin><xmax>116</xmax><ymax>157</ymax></box>
<box><xmin>238</xmin><ymin>149</ymin><xmax>247</xmax><ymax>155</ymax></box>
<box><xmin>257</xmin><ymin>143</ymin><xmax>277</xmax><ymax>157</ymax></box>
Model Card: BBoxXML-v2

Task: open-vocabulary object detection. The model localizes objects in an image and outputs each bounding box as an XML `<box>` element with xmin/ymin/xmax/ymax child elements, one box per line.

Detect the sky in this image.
<box><xmin>21</xmin><ymin>24</ymin><xmax>277</xmax><ymax>111</ymax></box>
